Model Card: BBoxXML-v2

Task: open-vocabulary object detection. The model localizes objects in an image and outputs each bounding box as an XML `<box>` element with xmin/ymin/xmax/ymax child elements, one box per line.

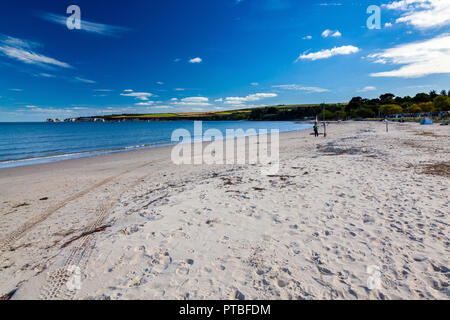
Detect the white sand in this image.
<box><xmin>0</xmin><ymin>121</ymin><xmax>448</xmax><ymax>300</ymax></box>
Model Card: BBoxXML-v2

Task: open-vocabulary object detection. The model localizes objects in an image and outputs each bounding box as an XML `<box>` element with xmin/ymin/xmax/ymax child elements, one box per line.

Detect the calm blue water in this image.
<box><xmin>0</xmin><ymin>121</ymin><xmax>310</xmax><ymax>168</ymax></box>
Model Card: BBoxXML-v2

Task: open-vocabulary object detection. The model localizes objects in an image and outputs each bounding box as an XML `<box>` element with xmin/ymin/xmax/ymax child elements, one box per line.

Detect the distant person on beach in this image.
<box><xmin>313</xmin><ymin>123</ymin><xmax>319</xmax><ymax>137</ymax></box>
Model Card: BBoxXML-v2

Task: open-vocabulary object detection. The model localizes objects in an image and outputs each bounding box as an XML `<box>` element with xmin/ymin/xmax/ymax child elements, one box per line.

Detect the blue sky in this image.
<box><xmin>0</xmin><ymin>0</ymin><xmax>449</xmax><ymax>121</ymax></box>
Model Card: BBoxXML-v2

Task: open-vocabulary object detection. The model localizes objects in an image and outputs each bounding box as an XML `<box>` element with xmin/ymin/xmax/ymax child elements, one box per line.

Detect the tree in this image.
<box><xmin>418</xmin><ymin>102</ymin><xmax>434</xmax><ymax>113</ymax></box>
<box><xmin>380</xmin><ymin>93</ymin><xmax>395</xmax><ymax>103</ymax></box>
<box><xmin>380</xmin><ymin>104</ymin><xmax>403</xmax><ymax>115</ymax></box>
<box><xmin>434</xmin><ymin>96</ymin><xmax>450</xmax><ymax>111</ymax></box>
<box><xmin>335</xmin><ymin>109</ymin><xmax>347</xmax><ymax>120</ymax></box>
<box><xmin>413</xmin><ymin>93</ymin><xmax>431</xmax><ymax>103</ymax></box>
<box><xmin>407</xmin><ymin>105</ymin><xmax>422</xmax><ymax>114</ymax></box>
<box><xmin>440</xmin><ymin>90</ymin><xmax>447</xmax><ymax>96</ymax></box>
<box><xmin>250</xmin><ymin>108</ymin><xmax>264</xmax><ymax>120</ymax></box>
<box><xmin>266</xmin><ymin>107</ymin><xmax>278</xmax><ymax>114</ymax></box>
<box><xmin>318</xmin><ymin>109</ymin><xmax>334</xmax><ymax>120</ymax></box>
<box><xmin>346</xmin><ymin>97</ymin><xmax>363</xmax><ymax>112</ymax></box>
<box><xmin>355</xmin><ymin>107</ymin><xmax>375</xmax><ymax>119</ymax></box>
<box><xmin>429</xmin><ymin>90</ymin><xmax>438</xmax><ymax>99</ymax></box>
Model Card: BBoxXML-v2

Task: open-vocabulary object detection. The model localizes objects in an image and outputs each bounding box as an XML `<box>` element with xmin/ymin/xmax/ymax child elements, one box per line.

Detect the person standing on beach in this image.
<box><xmin>313</xmin><ymin>123</ymin><xmax>319</xmax><ymax>137</ymax></box>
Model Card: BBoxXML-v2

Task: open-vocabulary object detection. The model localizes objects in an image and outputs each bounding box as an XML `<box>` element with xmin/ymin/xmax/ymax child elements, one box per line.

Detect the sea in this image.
<box><xmin>0</xmin><ymin>121</ymin><xmax>311</xmax><ymax>168</ymax></box>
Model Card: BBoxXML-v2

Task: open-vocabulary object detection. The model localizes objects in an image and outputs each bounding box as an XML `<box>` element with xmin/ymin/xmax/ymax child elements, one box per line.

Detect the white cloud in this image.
<box><xmin>321</xmin><ymin>29</ymin><xmax>332</xmax><ymax>37</ymax></box>
<box><xmin>296</xmin><ymin>45</ymin><xmax>360</xmax><ymax>61</ymax></box>
<box><xmin>322</xmin><ymin>29</ymin><xmax>342</xmax><ymax>38</ymax></box>
<box><xmin>25</xmin><ymin>105</ymin><xmax>38</xmax><ymax>108</ymax></box>
<box><xmin>75</xmin><ymin>76</ymin><xmax>96</xmax><ymax>84</ymax></box>
<box><xmin>368</xmin><ymin>33</ymin><xmax>450</xmax><ymax>78</ymax></box>
<box><xmin>135</xmin><ymin>101</ymin><xmax>155</xmax><ymax>106</ymax></box>
<box><xmin>302</xmin><ymin>35</ymin><xmax>313</xmax><ymax>40</ymax></box>
<box><xmin>272</xmin><ymin>84</ymin><xmax>330</xmax><ymax>93</ymax></box>
<box><xmin>181</xmin><ymin>97</ymin><xmax>209</xmax><ymax>103</ymax></box>
<box><xmin>332</xmin><ymin>30</ymin><xmax>341</xmax><ymax>37</ymax></box>
<box><xmin>358</xmin><ymin>86</ymin><xmax>377</xmax><ymax>92</ymax></box>
<box><xmin>382</xmin><ymin>0</ymin><xmax>450</xmax><ymax>29</ymax></box>
<box><xmin>173</xmin><ymin>96</ymin><xmax>211</xmax><ymax>106</ymax></box>
<box><xmin>38</xmin><ymin>73</ymin><xmax>55</xmax><ymax>78</ymax></box>
<box><xmin>156</xmin><ymin>81</ymin><xmax>164</xmax><ymax>85</ymax></box>
<box><xmin>0</xmin><ymin>35</ymin><xmax>72</xmax><ymax>68</ymax></box>
<box><xmin>250</xmin><ymin>82</ymin><xmax>259</xmax><ymax>86</ymax></box>
<box><xmin>224</xmin><ymin>93</ymin><xmax>277</xmax><ymax>105</ymax></box>
<box><xmin>385</xmin><ymin>22</ymin><xmax>393</xmax><ymax>28</ymax></box>
<box><xmin>39</xmin><ymin>12</ymin><xmax>130</xmax><ymax>37</ymax></box>
<box><xmin>174</xmin><ymin>88</ymin><xmax>185</xmax><ymax>91</ymax></box>
<box><xmin>120</xmin><ymin>89</ymin><xmax>153</xmax><ymax>101</ymax></box>
<box><xmin>189</xmin><ymin>57</ymin><xmax>202</xmax><ymax>63</ymax></box>
<box><xmin>215</xmin><ymin>98</ymin><xmax>223</xmax><ymax>102</ymax></box>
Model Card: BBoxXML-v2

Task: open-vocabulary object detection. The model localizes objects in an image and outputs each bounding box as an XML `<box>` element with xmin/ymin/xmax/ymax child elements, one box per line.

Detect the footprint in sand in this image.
<box><xmin>176</xmin><ymin>258</ymin><xmax>194</xmax><ymax>276</ymax></box>
<box><xmin>147</xmin><ymin>249</ymin><xmax>172</xmax><ymax>273</ymax></box>
<box><xmin>276</xmin><ymin>278</ymin><xmax>288</xmax><ymax>288</ymax></box>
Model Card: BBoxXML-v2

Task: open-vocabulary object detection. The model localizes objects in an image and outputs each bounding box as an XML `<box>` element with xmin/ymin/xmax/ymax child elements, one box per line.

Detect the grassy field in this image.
<box><xmin>86</xmin><ymin>103</ymin><xmax>339</xmax><ymax>122</ymax></box>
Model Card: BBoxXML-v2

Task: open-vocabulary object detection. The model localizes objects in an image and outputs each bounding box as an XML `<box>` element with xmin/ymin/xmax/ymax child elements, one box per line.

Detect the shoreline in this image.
<box><xmin>1</xmin><ymin>121</ymin><xmax>448</xmax><ymax>300</ymax></box>
<box><xmin>0</xmin><ymin>122</ymin><xmax>310</xmax><ymax>170</ymax></box>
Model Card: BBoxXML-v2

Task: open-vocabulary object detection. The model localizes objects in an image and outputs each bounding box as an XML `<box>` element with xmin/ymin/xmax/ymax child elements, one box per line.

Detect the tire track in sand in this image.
<box><xmin>39</xmin><ymin>163</ymin><xmax>167</xmax><ymax>300</ymax></box>
<box><xmin>0</xmin><ymin>160</ymin><xmax>160</xmax><ymax>255</ymax></box>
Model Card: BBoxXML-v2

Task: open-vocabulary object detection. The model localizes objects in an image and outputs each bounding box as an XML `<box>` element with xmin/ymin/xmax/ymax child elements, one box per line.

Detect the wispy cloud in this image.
<box><xmin>358</xmin><ymin>86</ymin><xmax>376</xmax><ymax>92</ymax></box>
<box><xmin>296</xmin><ymin>45</ymin><xmax>360</xmax><ymax>61</ymax></box>
<box><xmin>173</xmin><ymin>96</ymin><xmax>212</xmax><ymax>106</ymax></box>
<box><xmin>120</xmin><ymin>89</ymin><xmax>153</xmax><ymax>101</ymax></box>
<box><xmin>321</xmin><ymin>29</ymin><xmax>342</xmax><ymax>38</ymax></box>
<box><xmin>272</xmin><ymin>84</ymin><xmax>330</xmax><ymax>93</ymax></box>
<box><xmin>224</xmin><ymin>93</ymin><xmax>277</xmax><ymax>105</ymax></box>
<box><xmin>94</xmin><ymin>89</ymin><xmax>113</xmax><ymax>92</ymax></box>
<box><xmin>0</xmin><ymin>34</ymin><xmax>72</xmax><ymax>68</ymax></box>
<box><xmin>368</xmin><ymin>33</ymin><xmax>450</xmax><ymax>78</ymax></box>
<box><xmin>38</xmin><ymin>72</ymin><xmax>56</xmax><ymax>78</ymax></box>
<box><xmin>75</xmin><ymin>76</ymin><xmax>96</xmax><ymax>84</ymax></box>
<box><xmin>38</xmin><ymin>12</ymin><xmax>130</xmax><ymax>37</ymax></box>
<box><xmin>135</xmin><ymin>101</ymin><xmax>155</xmax><ymax>106</ymax></box>
<box><xmin>382</xmin><ymin>0</ymin><xmax>450</xmax><ymax>29</ymax></box>
<box><xmin>319</xmin><ymin>3</ymin><xmax>342</xmax><ymax>6</ymax></box>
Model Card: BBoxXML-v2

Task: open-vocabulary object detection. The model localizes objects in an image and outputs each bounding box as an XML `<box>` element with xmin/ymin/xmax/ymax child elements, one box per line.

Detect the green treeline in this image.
<box><xmin>245</xmin><ymin>90</ymin><xmax>450</xmax><ymax>121</ymax></box>
<box><xmin>75</xmin><ymin>90</ymin><xmax>450</xmax><ymax>122</ymax></box>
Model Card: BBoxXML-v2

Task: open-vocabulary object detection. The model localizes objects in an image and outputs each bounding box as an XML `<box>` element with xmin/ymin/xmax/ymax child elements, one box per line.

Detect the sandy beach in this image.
<box><xmin>0</xmin><ymin>121</ymin><xmax>448</xmax><ymax>300</ymax></box>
